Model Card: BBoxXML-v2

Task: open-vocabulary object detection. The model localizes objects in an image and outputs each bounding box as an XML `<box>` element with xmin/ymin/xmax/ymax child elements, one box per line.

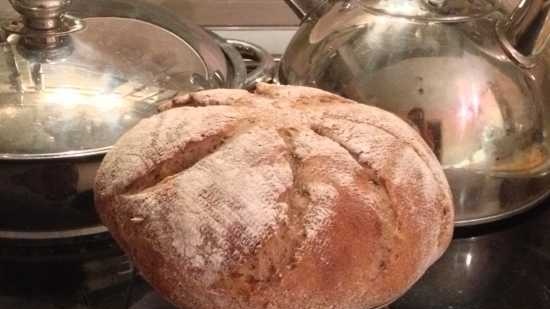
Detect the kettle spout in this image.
<box><xmin>284</xmin><ymin>0</ymin><xmax>325</xmax><ymax>20</ymax></box>
<box><xmin>506</xmin><ymin>0</ymin><xmax>550</xmax><ymax>59</ymax></box>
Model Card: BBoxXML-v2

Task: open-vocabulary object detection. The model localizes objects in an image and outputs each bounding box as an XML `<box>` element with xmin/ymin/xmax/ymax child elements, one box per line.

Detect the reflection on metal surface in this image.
<box><xmin>280</xmin><ymin>0</ymin><xmax>550</xmax><ymax>225</ymax></box>
<box><xmin>227</xmin><ymin>39</ymin><xmax>276</xmax><ymax>86</ymax></box>
<box><xmin>0</xmin><ymin>14</ymin><xmax>223</xmax><ymax>158</ymax></box>
<box><xmin>0</xmin><ymin>1</ymin><xmax>274</xmax><ymax>159</ymax></box>
<box><xmin>0</xmin><ymin>0</ymin><xmax>274</xmax><ymax>240</ymax></box>
<box><xmin>284</xmin><ymin>0</ymin><xmax>328</xmax><ymax>20</ymax></box>
<box><xmin>360</xmin><ymin>0</ymin><xmax>496</xmax><ymax>20</ymax></box>
<box><xmin>0</xmin><ymin>17</ymin><xmax>205</xmax><ymax>158</ymax></box>
<box><xmin>465</xmin><ymin>252</ymin><xmax>473</xmax><ymax>268</ymax></box>
<box><xmin>2</xmin><ymin>0</ymin><xmax>86</xmax><ymax>49</ymax></box>
<box><xmin>505</xmin><ymin>0</ymin><xmax>550</xmax><ymax>58</ymax></box>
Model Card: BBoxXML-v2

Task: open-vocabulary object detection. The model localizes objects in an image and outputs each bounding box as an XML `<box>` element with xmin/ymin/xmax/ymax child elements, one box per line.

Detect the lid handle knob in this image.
<box><xmin>3</xmin><ymin>0</ymin><xmax>85</xmax><ymax>49</ymax></box>
<box><xmin>9</xmin><ymin>0</ymin><xmax>72</xmax><ymax>30</ymax></box>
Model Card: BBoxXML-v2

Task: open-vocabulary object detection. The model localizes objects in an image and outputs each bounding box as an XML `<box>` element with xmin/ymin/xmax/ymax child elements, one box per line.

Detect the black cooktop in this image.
<box><xmin>2</xmin><ymin>201</ymin><xmax>549</xmax><ymax>309</ymax></box>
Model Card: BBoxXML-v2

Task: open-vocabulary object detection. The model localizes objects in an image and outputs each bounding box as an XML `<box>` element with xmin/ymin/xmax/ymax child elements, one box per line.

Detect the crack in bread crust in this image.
<box><xmin>308</xmin><ymin>124</ymin><xmax>400</xmax><ymax>280</ymax></box>
<box><xmin>121</xmin><ymin>116</ymin><xmax>263</xmax><ymax>197</ymax></box>
<box><xmin>309</xmin><ymin>124</ymin><xmax>399</xmax><ymax>229</ymax></box>
<box><xmin>122</xmin><ymin>131</ymin><xmax>232</xmax><ymax>195</ymax></box>
<box><xmin>209</xmin><ymin>128</ymin><xmax>314</xmax><ymax>306</ymax></box>
<box><xmin>311</xmin><ymin>114</ymin><xmax>453</xmax><ymax>252</ymax></box>
<box><xmin>316</xmin><ymin>112</ymin><xmax>448</xmax><ymax>195</ymax></box>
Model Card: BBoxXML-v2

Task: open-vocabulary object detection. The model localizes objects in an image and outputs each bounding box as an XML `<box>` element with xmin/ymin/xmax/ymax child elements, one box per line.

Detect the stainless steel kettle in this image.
<box><xmin>279</xmin><ymin>0</ymin><xmax>550</xmax><ymax>226</ymax></box>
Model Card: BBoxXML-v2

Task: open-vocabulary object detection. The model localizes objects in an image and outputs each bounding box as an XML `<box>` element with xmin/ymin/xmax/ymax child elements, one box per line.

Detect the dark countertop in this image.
<box><xmin>1</xmin><ymin>201</ymin><xmax>549</xmax><ymax>309</ymax></box>
<box><xmin>127</xmin><ymin>201</ymin><xmax>550</xmax><ymax>309</ymax></box>
<box><xmin>393</xmin><ymin>202</ymin><xmax>550</xmax><ymax>309</ymax></box>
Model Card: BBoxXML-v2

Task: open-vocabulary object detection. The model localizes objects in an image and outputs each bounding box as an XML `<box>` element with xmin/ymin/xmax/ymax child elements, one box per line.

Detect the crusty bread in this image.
<box><xmin>95</xmin><ymin>83</ymin><xmax>454</xmax><ymax>309</ymax></box>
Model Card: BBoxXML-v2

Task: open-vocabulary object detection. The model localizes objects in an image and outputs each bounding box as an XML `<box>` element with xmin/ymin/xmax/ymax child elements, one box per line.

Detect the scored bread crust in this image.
<box><xmin>95</xmin><ymin>83</ymin><xmax>454</xmax><ymax>309</ymax></box>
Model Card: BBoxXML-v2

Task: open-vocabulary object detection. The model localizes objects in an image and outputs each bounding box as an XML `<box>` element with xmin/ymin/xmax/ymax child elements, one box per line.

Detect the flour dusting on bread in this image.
<box><xmin>95</xmin><ymin>83</ymin><xmax>454</xmax><ymax>309</ymax></box>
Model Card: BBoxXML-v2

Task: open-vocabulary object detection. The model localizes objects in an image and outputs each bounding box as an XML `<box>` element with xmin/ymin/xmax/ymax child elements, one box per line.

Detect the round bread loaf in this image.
<box><xmin>95</xmin><ymin>84</ymin><xmax>454</xmax><ymax>309</ymax></box>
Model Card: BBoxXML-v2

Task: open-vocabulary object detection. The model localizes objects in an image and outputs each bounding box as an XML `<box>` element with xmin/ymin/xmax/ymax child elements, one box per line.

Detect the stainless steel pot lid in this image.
<box><xmin>360</xmin><ymin>0</ymin><xmax>496</xmax><ymax>20</ymax></box>
<box><xmin>0</xmin><ymin>0</ymin><xmax>234</xmax><ymax>160</ymax></box>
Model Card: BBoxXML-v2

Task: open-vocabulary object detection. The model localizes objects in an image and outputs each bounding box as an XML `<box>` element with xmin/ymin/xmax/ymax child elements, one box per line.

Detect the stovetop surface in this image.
<box><xmin>2</xmin><ymin>201</ymin><xmax>549</xmax><ymax>309</ymax></box>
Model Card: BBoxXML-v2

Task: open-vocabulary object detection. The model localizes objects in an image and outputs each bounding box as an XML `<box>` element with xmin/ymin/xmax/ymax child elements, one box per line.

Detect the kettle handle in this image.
<box><xmin>284</xmin><ymin>0</ymin><xmax>329</xmax><ymax>20</ymax></box>
<box><xmin>498</xmin><ymin>0</ymin><xmax>550</xmax><ymax>68</ymax></box>
<box><xmin>226</xmin><ymin>39</ymin><xmax>276</xmax><ymax>89</ymax></box>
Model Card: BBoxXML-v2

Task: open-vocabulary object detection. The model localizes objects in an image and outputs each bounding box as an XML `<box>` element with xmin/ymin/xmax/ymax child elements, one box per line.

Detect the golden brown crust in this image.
<box><xmin>95</xmin><ymin>83</ymin><xmax>454</xmax><ymax>309</ymax></box>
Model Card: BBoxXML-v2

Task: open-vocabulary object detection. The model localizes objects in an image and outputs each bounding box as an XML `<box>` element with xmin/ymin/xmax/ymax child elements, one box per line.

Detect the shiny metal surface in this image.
<box><xmin>68</xmin><ymin>0</ymin><xmax>231</xmax><ymax>86</ymax></box>
<box><xmin>284</xmin><ymin>0</ymin><xmax>329</xmax><ymax>19</ymax></box>
<box><xmin>227</xmin><ymin>39</ymin><xmax>276</xmax><ymax>86</ymax></box>
<box><xmin>0</xmin><ymin>17</ymin><xmax>201</xmax><ymax>158</ymax></box>
<box><xmin>506</xmin><ymin>0</ymin><xmax>548</xmax><ymax>55</ymax></box>
<box><xmin>8</xmin><ymin>0</ymin><xmax>72</xmax><ymax>30</ymax></box>
<box><xmin>500</xmin><ymin>0</ymin><xmax>550</xmax><ymax>67</ymax></box>
<box><xmin>359</xmin><ymin>0</ymin><xmax>496</xmax><ymax>19</ymax></box>
<box><xmin>3</xmin><ymin>0</ymin><xmax>85</xmax><ymax>49</ymax></box>
<box><xmin>68</xmin><ymin>0</ymin><xmax>276</xmax><ymax>88</ymax></box>
<box><xmin>0</xmin><ymin>0</ymin><xmax>273</xmax><ymax>240</ymax></box>
<box><xmin>280</xmin><ymin>0</ymin><xmax>550</xmax><ymax>225</ymax></box>
<box><xmin>0</xmin><ymin>158</ymin><xmax>105</xmax><ymax>239</ymax></box>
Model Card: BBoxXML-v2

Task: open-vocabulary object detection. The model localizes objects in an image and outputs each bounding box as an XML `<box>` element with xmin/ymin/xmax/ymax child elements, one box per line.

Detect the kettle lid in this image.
<box><xmin>361</xmin><ymin>0</ymin><xmax>497</xmax><ymax>20</ymax></box>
